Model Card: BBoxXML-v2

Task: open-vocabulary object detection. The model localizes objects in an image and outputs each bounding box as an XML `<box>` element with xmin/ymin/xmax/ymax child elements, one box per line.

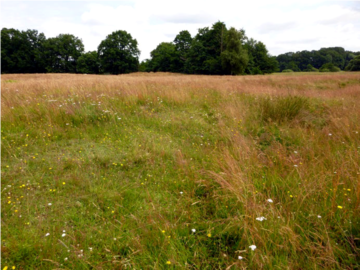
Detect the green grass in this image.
<box><xmin>1</xmin><ymin>73</ymin><xmax>359</xmax><ymax>269</ymax></box>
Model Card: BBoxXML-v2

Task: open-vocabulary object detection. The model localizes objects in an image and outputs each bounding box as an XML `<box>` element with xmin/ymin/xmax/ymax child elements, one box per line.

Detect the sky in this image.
<box><xmin>1</xmin><ymin>0</ymin><xmax>359</xmax><ymax>61</ymax></box>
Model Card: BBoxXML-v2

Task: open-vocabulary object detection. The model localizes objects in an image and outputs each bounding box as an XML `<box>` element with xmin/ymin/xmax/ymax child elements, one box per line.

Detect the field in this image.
<box><xmin>1</xmin><ymin>72</ymin><xmax>360</xmax><ymax>269</ymax></box>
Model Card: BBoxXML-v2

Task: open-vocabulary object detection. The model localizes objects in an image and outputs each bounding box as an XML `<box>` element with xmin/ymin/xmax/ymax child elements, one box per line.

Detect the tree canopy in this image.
<box><xmin>345</xmin><ymin>55</ymin><xmax>360</xmax><ymax>71</ymax></box>
<box><xmin>1</xmin><ymin>28</ymin><xmax>46</xmax><ymax>73</ymax></box>
<box><xmin>42</xmin><ymin>34</ymin><xmax>84</xmax><ymax>73</ymax></box>
<box><xmin>144</xmin><ymin>22</ymin><xmax>278</xmax><ymax>75</ymax></box>
<box><xmin>98</xmin><ymin>30</ymin><xmax>140</xmax><ymax>74</ymax></box>
<box><xmin>276</xmin><ymin>47</ymin><xmax>359</xmax><ymax>72</ymax></box>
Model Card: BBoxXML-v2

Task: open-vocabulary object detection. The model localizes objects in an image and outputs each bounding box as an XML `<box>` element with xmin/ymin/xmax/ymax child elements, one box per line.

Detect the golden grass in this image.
<box><xmin>1</xmin><ymin>72</ymin><xmax>359</xmax><ymax>269</ymax></box>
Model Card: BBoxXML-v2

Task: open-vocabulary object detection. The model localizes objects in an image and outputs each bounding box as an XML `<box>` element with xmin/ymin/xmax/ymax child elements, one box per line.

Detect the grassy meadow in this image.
<box><xmin>1</xmin><ymin>72</ymin><xmax>360</xmax><ymax>269</ymax></box>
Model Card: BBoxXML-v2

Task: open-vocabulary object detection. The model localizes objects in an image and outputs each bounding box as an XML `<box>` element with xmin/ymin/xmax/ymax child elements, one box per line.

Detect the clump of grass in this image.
<box><xmin>260</xmin><ymin>95</ymin><xmax>309</xmax><ymax>123</ymax></box>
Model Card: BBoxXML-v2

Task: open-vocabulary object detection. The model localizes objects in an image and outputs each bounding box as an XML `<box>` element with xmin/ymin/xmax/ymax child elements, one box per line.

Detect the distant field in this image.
<box><xmin>1</xmin><ymin>72</ymin><xmax>359</xmax><ymax>269</ymax></box>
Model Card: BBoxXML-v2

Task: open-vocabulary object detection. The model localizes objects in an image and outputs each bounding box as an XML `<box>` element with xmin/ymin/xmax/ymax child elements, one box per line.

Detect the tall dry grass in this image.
<box><xmin>1</xmin><ymin>72</ymin><xmax>359</xmax><ymax>269</ymax></box>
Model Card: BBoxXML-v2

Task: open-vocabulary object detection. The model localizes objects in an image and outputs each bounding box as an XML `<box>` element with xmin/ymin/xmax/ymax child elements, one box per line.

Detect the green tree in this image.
<box><xmin>76</xmin><ymin>51</ymin><xmax>99</xmax><ymax>74</ymax></box>
<box><xmin>42</xmin><ymin>34</ymin><xmax>84</xmax><ymax>73</ymax></box>
<box><xmin>139</xmin><ymin>59</ymin><xmax>150</xmax><ymax>72</ymax></box>
<box><xmin>147</xmin><ymin>42</ymin><xmax>180</xmax><ymax>72</ymax></box>
<box><xmin>304</xmin><ymin>64</ymin><xmax>318</xmax><ymax>72</ymax></box>
<box><xmin>173</xmin><ymin>30</ymin><xmax>192</xmax><ymax>72</ymax></box>
<box><xmin>1</xmin><ymin>28</ymin><xmax>46</xmax><ymax>73</ymax></box>
<box><xmin>244</xmin><ymin>39</ymin><xmax>278</xmax><ymax>74</ymax></box>
<box><xmin>186</xmin><ymin>22</ymin><xmax>228</xmax><ymax>74</ymax></box>
<box><xmin>98</xmin><ymin>30</ymin><xmax>140</xmax><ymax>74</ymax></box>
<box><xmin>220</xmin><ymin>27</ymin><xmax>248</xmax><ymax>75</ymax></box>
<box><xmin>319</xmin><ymin>63</ymin><xmax>340</xmax><ymax>72</ymax></box>
<box><xmin>345</xmin><ymin>55</ymin><xmax>360</xmax><ymax>71</ymax></box>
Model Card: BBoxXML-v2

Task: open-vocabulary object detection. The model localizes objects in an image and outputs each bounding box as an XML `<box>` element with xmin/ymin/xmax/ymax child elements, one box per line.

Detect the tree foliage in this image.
<box><xmin>145</xmin><ymin>22</ymin><xmax>278</xmax><ymax>75</ymax></box>
<box><xmin>1</xmin><ymin>28</ymin><xmax>46</xmax><ymax>73</ymax></box>
<box><xmin>42</xmin><ymin>34</ymin><xmax>84</xmax><ymax>73</ymax></box>
<box><xmin>244</xmin><ymin>39</ymin><xmax>278</xmax><ymax>74</ymax></box>
<box><xmin>220</xmin><ymin>28</ymin><xmax>248</xmax><ymax>75</ymax></box>
<box><xmin>147</xmin><ymin>42</ymin><xmax>180</xmax><ymax>72</ymax></box>
<box><xmin>98</xmin><ymin>30</ymin><xmax>140</xmax><ymax>74</ymax></box>
<box><xmin>345</xmin><ymin>55</ymin><xmax>360</xmax><ymax>71</ymax></box>
<box><xmin>76</xmin><ymin>51</ymin><xmax>100</xmax><ymax>74</ymax></box>
<box><xmin>276</xmin><ymin>47</ymin><xmax>359</xmax><ymax>72</ymax></box>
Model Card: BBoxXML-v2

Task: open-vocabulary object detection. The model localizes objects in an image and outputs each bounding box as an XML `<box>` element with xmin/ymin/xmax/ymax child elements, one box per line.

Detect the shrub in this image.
<box><xmin>319</xmin><ymin>63</ymin><xmax>340</xmax><ymax>72</ymax></box>
<box><xmin>345</xmin><ymin>55</ymin><xmax>360</xmax><ymax>71</ymax></box>
<box><xmin>304</xmin><ymin>64</ymin><xmax>319</xmax><ymax>72</ymax></box>
<box><xmin>282</xmin><ymin>69</ymin><xmax>294</xmax><ymax>73</ymax></box>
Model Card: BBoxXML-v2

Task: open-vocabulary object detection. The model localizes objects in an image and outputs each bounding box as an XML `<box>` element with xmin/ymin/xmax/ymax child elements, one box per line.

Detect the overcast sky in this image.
<box><xmin>1</xmin><ymin>0</ymin><xmax>359</xmax><ymax>61</ymax></box>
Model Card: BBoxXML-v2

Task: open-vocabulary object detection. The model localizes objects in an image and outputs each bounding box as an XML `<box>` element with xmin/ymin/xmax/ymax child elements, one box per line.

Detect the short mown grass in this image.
<box><xmin>1</xmin><ymin>72</ymin><xmax>360</xmax><ymax>269</ymax></box>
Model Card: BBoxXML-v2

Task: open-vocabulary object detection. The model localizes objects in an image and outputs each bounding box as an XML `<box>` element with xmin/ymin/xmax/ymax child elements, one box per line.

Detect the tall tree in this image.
<box><xmin>185</xmin><ymin>22</ymin><xmax>229</xmax><ymax>74</ymax></box>
<box><xmin>98</xmin><ymin>30</ymin><xmax>140</xmax><ymax>74</ymax></box>
<box><xmin>1</xmin><ymin>28</ymin><xmax>46</xmax><ymax>73</ymax></box>
<box><xmin>220</xmin><ymin>27</ymin><xmax>248</xmax><ymax>75</ymax></box>
<box><xmin>244</xmin><ymin>39</ymin><xmax>278</xmax><ymax>74</ymax></box>
<box><xmin>42</xmin><ymin>34</ymin><xmax>84</xmax><ymax>73</ymax></box>
<box><xmin>173</xmin><ymin>30</ymin><xmax>192</xmax><ymax>72</ymax></box>
<box><xmin>147</xmin><ymin>42</ymin><xmax>180</xmax><ymax>72</ymax></box>
<box><xmin>76</xmin><ymin>51</ymin><xmax>100</xmax><ymax>74</ymax></box>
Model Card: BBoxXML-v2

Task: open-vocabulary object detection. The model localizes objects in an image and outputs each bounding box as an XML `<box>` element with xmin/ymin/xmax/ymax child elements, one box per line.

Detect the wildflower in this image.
<box><xmin>180</xmin><ymin>192</ymin><xmax>183</xmax><ymax>195</ymax></box>
<box><xmin>12</xmin><ymin>267</ymin><xmax>15</xmax><ymax>270</ymax></box>
<box><xmin>162</xmin><ymin>230</ymin><xmax>165</xmax><ymax>233</ymax></box>
<box><xmin>64</xmin><ymin>257</ymin><xmax>68</xmax><ymax>261</ymax></box>
<box><xmin>45</xmin><ymin>233</ymin><xmax>50</xmax><ymax>237</ymax></box>
<box><xmin>48</xmin><ymin>203</ymin><xmax>52</xmax><ymax>206</ymax></box>
<box><xmin>317</xmin><ymin>215</ymin><xmax>321</xmax><ymax>219</ymax></box>
<box><xmin>62</xmin><ymin>182</ymin><xmax>65</xmax><ymax>185</ymax></box>
<box><xmin>249</xmin><ymin>245</ymin><xmax>256</xmax><ymax>251</ymax></box>
<box><xmin>62</xmin><ymin>233</ymin><xmax>66</xmax><ymax>237</ymax></box>
<box><xmin>207</xmin><ymin>233</ymin><xmax>211</xmax><ymax>237</ymax></box>
<box><xmin>337</xmin><ymin>206</ymin><xmax>343</xmax><ymax>209</ymax></box>
<box><xmin>191</xmin><ymin>228</ymin><xmax>196</xmax><ymax>233</ymax></box>
<box><xmin>3</xmin><ymin>266</ymin><xmax>8</xmax><ymax>270</ymax></box>
<box><xmin>238</xmin><ymin>256</ymin><xmax>243</xmax><ymax>260</ymax></box>
<box><xmin>256</xmin><ymin>217</ymin><xmax>267</xmax><ymax>222</ymax></box>
<box><xmin>294</xmin><ymin>165</ymin><xmax>298</xmax><ymax>167</ymax></box>
<box><xmin>329</xmin><ymin>133</ymin><xmax>332</xmax><ymax>136</ymax></box>
<box><xmin>267</xmin><ymin>199</ymin><xmax>273</xmax><ymax>203</ymax></box>
<box><xmin>166</xmin><ymin>261</ymin><xmax>171</xmax><ymax>265</ymax></box>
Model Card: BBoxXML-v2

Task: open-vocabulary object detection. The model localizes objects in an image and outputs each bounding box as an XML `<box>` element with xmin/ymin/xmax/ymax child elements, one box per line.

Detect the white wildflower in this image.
<box><xmin>267</xmin><ymin>199</ymin><xmax>273</xmax><ymax>203</ymax></box>
<box><xmin>249</xmin><ymin>245</ymin><xmax>257</xmax><ymax>251</ymax></box>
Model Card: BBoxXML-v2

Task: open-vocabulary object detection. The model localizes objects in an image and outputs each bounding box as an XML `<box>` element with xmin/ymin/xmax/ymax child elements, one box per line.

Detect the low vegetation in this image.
<box><xmin>1</xmin><ymin>72</ymin><xmax>359</xmax><ymax>269</ymax></box>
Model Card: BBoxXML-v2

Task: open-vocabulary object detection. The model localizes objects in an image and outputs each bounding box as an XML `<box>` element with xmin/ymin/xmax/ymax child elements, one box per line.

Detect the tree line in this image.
<box><xmin>2</xmin><ymin>23</ymin><xmax>359</xmax><ymax>75</ymax></box>
<box><xmin>1</xmin><ymin>28</ymin><xmax>139</xmax><ymax>74</ymax></box>
<box><xmin>276</xmin><ymin>47</ymin><xmax>360</xmax><ymax>72</ymax></box>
